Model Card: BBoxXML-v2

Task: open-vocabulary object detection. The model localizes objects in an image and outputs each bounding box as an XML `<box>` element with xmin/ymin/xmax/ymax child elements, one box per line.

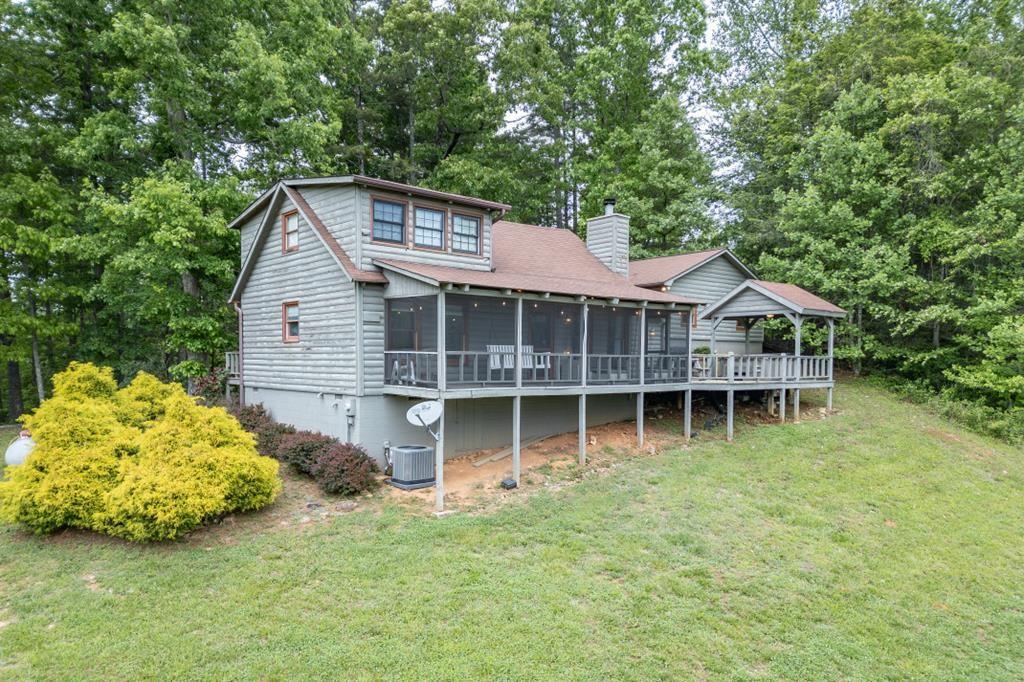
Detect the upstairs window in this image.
<box><xmin>282</xmin><ymin>211</ymin><xmax>299</xmax><ymax>252</ymax></box>
<box><xmin>414</xmin><ymin>207</ymin><xmax>445</xmax><ymax>249</ymax></box>
<box><xmin>373</xmin><ymin>199</ymin><xmax>406</xmax><ymax>244</ymax></box>
<box><xmin>452</xmin><ymin>214</ymin><xmax>480</xmax><ymax>253</ymax></box>
<box><xmin>282</xmin><ymin>302</ymin><xmax>300</xmax><ymax>342</ymax></box>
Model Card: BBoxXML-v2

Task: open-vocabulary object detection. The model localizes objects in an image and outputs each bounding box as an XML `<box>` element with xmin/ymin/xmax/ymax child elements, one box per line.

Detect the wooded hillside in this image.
<box><xmin>0</xmin><ymin>0</ymin><xmax>1020</xmax><ymax>432</ymax></box>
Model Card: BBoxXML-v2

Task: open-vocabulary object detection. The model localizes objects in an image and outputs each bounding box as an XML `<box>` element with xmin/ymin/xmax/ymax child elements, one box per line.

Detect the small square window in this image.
<box><xmin>373</xmin><ymin>200</ymin><xmax>406</xmax><ymax>244</ymax></box>
<box><xmin>452</xmin><ymin>214</ymin><xmax>479</xmax><ymax>253</ymax></box>
<box><xmin>414</xmin><ymin>207</ymin><xmax>445</xmax><ymax>249</ymax></box>
<box><xmin>283</xmin><ymin>302</ymin><xmax>300</xmax><ymax>342</ymax></box>
<box><xmin>283</xmin><ymin>212</ymin><xmax>299</xmax><ymax>252</ymax></box>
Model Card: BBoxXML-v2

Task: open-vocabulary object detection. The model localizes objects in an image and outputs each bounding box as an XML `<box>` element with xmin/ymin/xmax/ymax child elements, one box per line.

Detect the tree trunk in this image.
<box><xmin>854</xmin><ymin>304</ymin><xmax>863</xmax><ymax>375</ymax></box>
<box><xmin>181</xmin><ymin>270</ymin><xmax>201</xmax><ymax>393</ymax></box>
<box><xmin>29</xmin><ymin>297</ymin><xmax>44</xmax><ymax>402</ymax></box>
<box><xmin>407</xmin><ymin>93</ymin><xmax>416</xmax><ymax>184</ymax></box>
<box><xmin>7</xmin><ymin>361</ymin><xmax>23</xmax><ymax>423</ymax></box>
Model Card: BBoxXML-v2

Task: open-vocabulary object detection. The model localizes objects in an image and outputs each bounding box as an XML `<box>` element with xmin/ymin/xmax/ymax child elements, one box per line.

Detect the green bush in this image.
<box><xmin>0</xmin><ymin>363</ymin><xmax>281</xmax><ymax>541</ymax></box>
<box><xmin>278</xmin><ymin>431</ymin><xmax>337</xmax><ymax>475</ymax></box>
<box><xmin>311</xmin><ymin>443</ymin><xmax>380</xmax><ymax>496</ymax></box>
<box><xmin>229</xmin><ymin>404</ymin><xmax>295</xmax><ymax>457</ymax></box>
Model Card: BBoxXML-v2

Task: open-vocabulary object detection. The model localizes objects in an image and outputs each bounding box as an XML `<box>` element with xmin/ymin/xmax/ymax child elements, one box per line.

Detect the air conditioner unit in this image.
<box><xmin>389</xmin><ymin>444</ymin><xmax>435</xmax><ymax>490</ymax></box>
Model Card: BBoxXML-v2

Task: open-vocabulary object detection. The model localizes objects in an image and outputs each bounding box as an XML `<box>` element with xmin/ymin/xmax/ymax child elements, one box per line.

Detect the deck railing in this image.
<box><xmin>386</xmin><ymin>351</ymin><xmax>439</xmax><ymax>387</ymax></box>
<box><xmin>384</xmin><ymin>350</ymin><xmax>832</xmax><ymax>389</ymax></box>
<box><xmin>225</xmin><ymin>351</ymin><xmax>240</xmax><ymax>378</ymax></box>
<box><xmin>643</xmin><ymin>354</ymin><xmax>689</xmax><ymax>384</ymax></box>
<box><xmin>691</xmin><ymin>353</ymin><xmax>831</xmax><ymax>383</ymax></box>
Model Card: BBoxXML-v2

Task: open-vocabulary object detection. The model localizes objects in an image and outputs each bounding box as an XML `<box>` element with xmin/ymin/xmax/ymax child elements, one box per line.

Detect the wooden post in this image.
<box><xmin>683</xmin><ymin>389</ymin><xmax>692</xmax><ymax>440</ymax></box>
<box><xmin>726</xmin><ymin>390</ymin><xmax>734</xmax><ymax>441</ymax></box>
<box><xmin>437</xmin><ymin>290</ymin><xmax>446</xmax><ymax>392</ymax></box>
<box><xmin>779</xmin><ymin>387</ymin><xmax>786</xmax><ymax>422</ymax></box>
<box><xmin>793</xmin><ymin>388</ymin><xmax>801</xmax><ymax>423</ymax></box>
<box><xmin>793</xmin><ymin>314</ymin><xmax>803</xmax><ymax>381</ymax></box>
<box><xmin>687</xmin><ymin>307</ymin><xmax>694</xmax><ymax>382</ymax></box>
<box><xmin>515</xmin><ymin>297</ymin><xmax>523</xmax><ymax>389</ymax></box>
<box><xmin>639</xmin><ymin>305</ymin><xmax>646</xmax><ymax>387</ymax></box>
<box><xmin>727</xmin><ymin>352</ymin><xmax>735</xmax><ymax>383</ymax></box>
<box><xmin>512</xmin><ymin>395</ymin><xmax>521</xmax><ymax>484</ymax></box>
<box><xmin>578</xmin><ymin>393</ymin><xmax>587</xmax><ymax>465</ymax></box>
<box><xmin>827</xmin><ymin>318</ymin><xmax>835</xmax><ymax>411</ymax></box>
<box><xmin>710</xmin><ymin>317</ymin><xmax>718</xmax><ymax>356</ymax></box>
<box><xmin>827</xmin><ymin>387</ymin><xmax>834</xmax><ymax>411</ymax></box>
<box><xmin>581</xmin><ymin>302</ymin><xmax>589</xmax><ymax>387</ymax></box>
<box><xmin>636</xmin><ymin>392</ymin><xmax>644</xmax><ymax>447</ymax></box>
<box><xmin>743</xmin><ymin>319</ymin><xmax>751</xmax><ymax>355</ymax></box>
<box><xmin>435</xmin><ymin>399</ymin><xmax>445</xmax><ymax>512</ymax></box>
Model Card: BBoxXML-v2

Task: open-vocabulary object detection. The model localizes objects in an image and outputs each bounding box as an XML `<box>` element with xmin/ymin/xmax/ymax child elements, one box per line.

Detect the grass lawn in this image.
<box><xmin>2</xmin><ymin>379</ymin><xmax>1023</xmax><ymax>680</ymax></box>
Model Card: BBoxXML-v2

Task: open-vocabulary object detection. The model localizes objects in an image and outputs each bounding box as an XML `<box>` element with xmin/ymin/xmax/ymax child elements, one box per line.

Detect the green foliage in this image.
<box><xmin>311</xmin><ymin>443</ymin><xmax>380</xmax><ymax>496</ymax></box>
<box><xmin>0</xmin><ymin>362</ymin><xmax>280</xmax><ymax>541</ymax></box>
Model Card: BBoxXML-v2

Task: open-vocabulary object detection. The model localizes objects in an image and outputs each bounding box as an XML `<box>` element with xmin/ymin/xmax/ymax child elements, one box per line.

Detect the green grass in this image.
<box><xmin>2</xmin><ymin>380</ymin><xmax>1024</xmax><ymax>680</ymax></box>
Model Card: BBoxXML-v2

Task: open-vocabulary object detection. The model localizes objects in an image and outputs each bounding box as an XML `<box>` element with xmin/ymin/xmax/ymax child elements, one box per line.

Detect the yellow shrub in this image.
<box><xmin>115</xmin><ymin>372</ymin><xmax>185</xmax><ymax>428</ymax></box>
<box><xmin>0</xmin><ymin>362</ymin><xmax>280</xmax><ymax>541</ymax></box>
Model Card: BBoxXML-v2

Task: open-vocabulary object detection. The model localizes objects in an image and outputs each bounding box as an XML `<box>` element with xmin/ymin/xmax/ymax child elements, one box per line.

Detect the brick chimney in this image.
<box><xmin>586</xmin><ymin>198</ymin><xmax>630</xmax><ymax>277</ymax></box>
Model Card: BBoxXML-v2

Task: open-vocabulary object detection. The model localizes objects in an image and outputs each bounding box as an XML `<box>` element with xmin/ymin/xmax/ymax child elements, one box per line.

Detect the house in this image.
<box><xmin>226</xmin><ymin>176</ymin><xmax>845</xmax><ymax>510</ymax></box>
<box><xmin>629</xmin><ymin>249</ymin><xmax>763</xmax><ymax>354</ymax></box>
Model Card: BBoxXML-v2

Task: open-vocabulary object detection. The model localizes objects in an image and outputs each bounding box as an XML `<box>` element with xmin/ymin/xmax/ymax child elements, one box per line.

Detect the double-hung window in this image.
<box><xmin>452</xmin><ymin>214</ymin><xmax>480</xmax><ymax>253</ymax></box>
<box><xmin>283</xmin><ymin>302</ymin><xmax>300</xmax><ymax>342</ymax></box>
<box><xmin>283</xmin><ymin>212</ymin><xmax>299</xmax><ymax>252</ymax></box>
<box><xmin>414</xmin><ymin>207</ymin><xmax>445</xmax><ymax>249</ymax></box>
<box><xmin>373</xmin><ymin>199</ymin><xmax>406</xmax><ymax>243</ymax></box>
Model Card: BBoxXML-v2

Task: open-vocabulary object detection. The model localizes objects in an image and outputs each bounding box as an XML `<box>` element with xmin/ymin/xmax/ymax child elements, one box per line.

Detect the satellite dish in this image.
<box><xmin>5</xmin><ymin>433</ymin><xmax>35</xmax><ymax>467</ymax></box>
<box><xmin>407</xmin><ymin>400</ymin><xmax>443</xmax><ymax>427</ymax></box>
<box><xmin>406</xmin><ymin>401</ymin><xmax>443</xmax><ymax>443</ymax></box>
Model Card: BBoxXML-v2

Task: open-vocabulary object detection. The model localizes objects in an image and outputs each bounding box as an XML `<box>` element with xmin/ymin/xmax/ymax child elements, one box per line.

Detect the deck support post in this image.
<box><xmin>637</xmin><ymin>392</ymin><xmax>644</xmax><ymax>447</ymax></box>
<box><xmin>437</xmin><ymin>290</ymin><xmax>446</xmax><ymax>392</ymax></box>
<box><xmin>779</xmin><ymin>387</ymin><xmax>786</xmax><ymax>422</ymax></box>
<box><xmin>435</xmin><ymin>399</ymin><xmax>445</xmax><ymax>512</ymax></box>
<box><xmin>578</xmin><ymin>393</ymin><xmax>587</xmax><ymax>465</ymax></box>
<box><xmin>827</xmin><ymin>387</ymin><xmax>834</xmax><ymax>411</ymax></box>
<box><xmin>793</xmin><ymin>388</ymin><xmax>801</xmax><ymax>423</ymax></box>
<box><xmin>512</xmin><ymin>395</ymin><xmax>521</xmax><ymax>485</ymax></box>
<box><xmin>515</xmin><ymin>297</ymin><xmax>523</xmax><ymax>389</ymax></box>
<box><xmin>726</xmin><ymin>390</ymin><xmax>734</xmax><ymax>441</ymax></box>
<box><xmin>581</xmin><ymin>302</ymin><xmax>589</xmax><ymax>387</ymax></box>
<box><xmin>826</xmin><ymin>318</ymin><xmax>835</xmax><ymax>411</ymax></box>
<box><xmin>683</xmin><ymin>389</ymin><xmax>692</xmax><ymax>441</ymax></box>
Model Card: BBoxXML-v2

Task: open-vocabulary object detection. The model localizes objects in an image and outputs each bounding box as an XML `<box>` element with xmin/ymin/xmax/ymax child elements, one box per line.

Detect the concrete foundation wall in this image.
<box><xmin>248</xmin><ymin>385</ymin><xmax>639</xmax><ymax>467</ymax></box>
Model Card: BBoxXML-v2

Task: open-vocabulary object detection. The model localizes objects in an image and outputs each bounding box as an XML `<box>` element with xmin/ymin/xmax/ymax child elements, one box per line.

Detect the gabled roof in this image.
<box><xmin>228</xmin><ymin>176</ymin><xmax>510</xmax><ymax>230</ymax></box>
<box><xmin>375</xmin><ymin>221</ymin><xmax>700</xmax><ymax>306</ymax></box>
<box><xmin>628</xmin><ymin>248</ymin><xmax>756</xmax><ymax>287</ymax></box>
<box><xmin>228</xmin><ymin>183</ymin><xmax>386</xmax><ymax>303</ymax></box>
<box><xmin>700</xmin><ymin>279</ymin><xmax>846</xmax><ymax>319</ymax></box>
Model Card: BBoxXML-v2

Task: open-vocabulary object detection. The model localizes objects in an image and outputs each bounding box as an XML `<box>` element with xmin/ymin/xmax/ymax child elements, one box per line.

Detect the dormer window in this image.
<box><xmin>414</xmin><ymin>206</ymin><xmax>445</xmax><ymax>249</ymax></box>
<box><xmin>282</xmin><ymin>211</ymin><xmax>299</xmax><ymax>252</ymax></box>
<box><xmin>373</xmin><ymin>199</ymin><xmax>406</xmax><ymax>244</ymax></box>
<box><xmin>452</xmin><ymin>213</ymin><xmax>480</xmax><ymax>253</ymax></box>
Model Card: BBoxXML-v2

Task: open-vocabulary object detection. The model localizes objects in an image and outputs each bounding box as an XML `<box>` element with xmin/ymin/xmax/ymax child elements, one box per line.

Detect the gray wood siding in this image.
<box><xmin>383</xmin><ymin>270</ymin><xmax>438</xmax><ymax>298</ymax></box>
<box><xmin>239</xmin><ymin>212</ymin><xmax>264</xmax><ymax>266</ymax></box>
<box><xmin>292</xmin><ymin>184</ymin><xmax>360</xmax><ymax>265</ymax></box>
<box><xmin>356</xmin><ymin>187</ymin><xmax>493</xmax><ymax>271</ymax></box>
<box><xmin>240</xmin><ymin>195</ymin><xmax>358</xmax><ymax>393</ymax></box>
<box><xmin>710</xmin><ymin>288</ymin><xmax>793</xmax><ymax>318</ymax></box>
<box><xmin>361</xmin><ymin>284</ymin><xmax>386</xmax><ymax>394</ymax></box>
<box><xmin>585</xmin><ymin>214</ymin><xmax>629</xmax><ymax>276</ymax></box>
<box><xmin>672</xmin><ymin>256</ymin><xmax>764</xmax><ymax>350</ymax></box>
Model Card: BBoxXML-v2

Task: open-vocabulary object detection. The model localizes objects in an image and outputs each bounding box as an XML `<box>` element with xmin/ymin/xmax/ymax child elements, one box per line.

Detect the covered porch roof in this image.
<box><xmin>375</xmin><ymin>221</ymin><xmax>701</xmax><ymax>306</ymax></box>
<box><xmin>700</xmin><ymin>279</ymin><xmax>846</xmax><ymax>321</ymax></box>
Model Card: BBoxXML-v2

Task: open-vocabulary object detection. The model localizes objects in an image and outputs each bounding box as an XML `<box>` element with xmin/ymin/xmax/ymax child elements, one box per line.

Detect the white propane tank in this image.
<box><xmin>5</xmin><ymin>432</ymin><xmax>36</xmax><ymax>467</ymax></box>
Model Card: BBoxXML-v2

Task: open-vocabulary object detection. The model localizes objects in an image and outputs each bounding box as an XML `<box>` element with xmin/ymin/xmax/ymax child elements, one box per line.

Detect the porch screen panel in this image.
<box><xmin>445</xmin><ymin>294</ymin><xmax>515</xmax><ymax>351</ymax></box>
<box><xmin>385</xmin><ymin>296</ymin><xmax>437</xmax><ymax>351</ymax></box>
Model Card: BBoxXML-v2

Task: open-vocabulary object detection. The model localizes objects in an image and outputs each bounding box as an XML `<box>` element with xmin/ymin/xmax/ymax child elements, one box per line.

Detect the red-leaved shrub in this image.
<box><xmin>229</xmin><ymin>404</ymin><xmax>295</xmax><ymax>457</ymax></box>
<box><xmin>311</xmin><ymin>443</ymin><xmax>380</xmax><ymax>495</ymax></box>
<box><xmin>278</xmin><ymin>431</ymin><xmax>337</xmax><ymax>475</ymax></box>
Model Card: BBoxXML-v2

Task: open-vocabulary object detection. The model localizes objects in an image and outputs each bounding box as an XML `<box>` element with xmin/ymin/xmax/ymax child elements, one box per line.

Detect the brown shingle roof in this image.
<box><xmin>283</xmin><ymin>185</ymin><xmax>387</xmax><ymax>284</ymax></box>
<box><xmin>628</xmin><ymin>249</ymin><xmax>725</xmax><ymax>286</ymax></box>
<box><xmin>751</xmin><ymin>280</ymin><xmax>846</xmax><ymax>314</ymax></box>
<box><xmin>375</xmin><ymin>221</ymin><xmax>699</xmax><ymax>305</ymax></box>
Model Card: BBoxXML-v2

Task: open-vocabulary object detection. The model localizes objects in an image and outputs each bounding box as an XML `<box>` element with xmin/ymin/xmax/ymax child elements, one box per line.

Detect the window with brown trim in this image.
<box><xmin>372</xmin><ymin>199</ymin><xmax>406</xmax><ymax>244</ymax></box>
<box><xmin>282</xmin><ymin>301</ymin><xmax>300</xmax><ymax>342</ymax></box>
<box><xmin>413</xmin><ymin>206</ymin><xmax>445</xmax><ymax>249</ymax></box>
<box><xmin>452</xmin><ymin>213</ymin><xmax>480</xmax><ymax>253</ymax></box>
<box><xmin>282</xmin><ymin>211</ymin><xmax>299</xmax><ymax>252</ymax></box>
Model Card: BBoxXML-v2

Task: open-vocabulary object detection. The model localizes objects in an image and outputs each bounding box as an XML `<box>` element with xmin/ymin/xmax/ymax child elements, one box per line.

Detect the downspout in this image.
<box><xmin>233</xmin><ymin>301</ymin><xmax>245</xmax><ymax>406</ymax></box>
